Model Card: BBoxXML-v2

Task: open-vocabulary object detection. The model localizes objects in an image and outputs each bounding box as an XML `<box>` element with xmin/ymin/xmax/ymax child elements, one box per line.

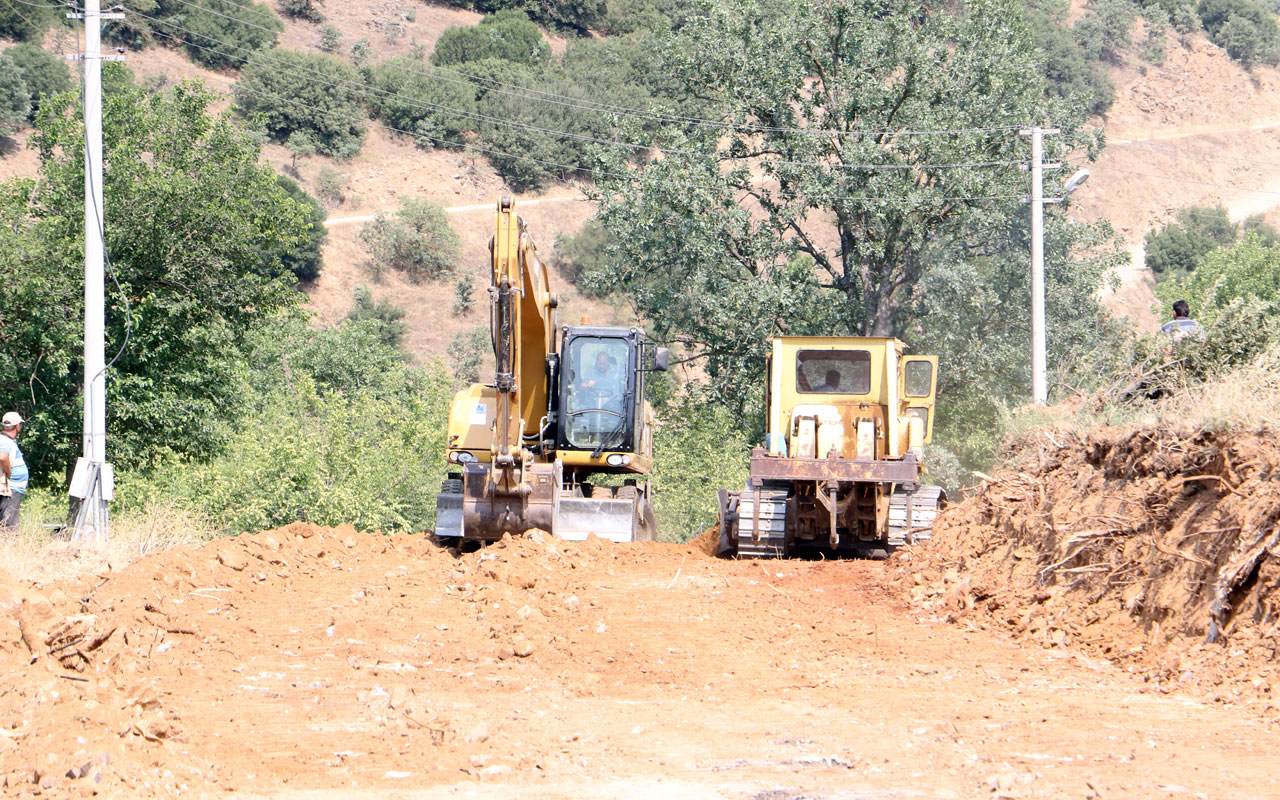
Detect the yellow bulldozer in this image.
<box><xmin>434</xmin><ymin>197</ymin><xmax>668</xmax><ymax>543</ymax></box>
<box><xmin>717</xmin><ymin>336</ymin><xmax>945</xmax><ymax>559</ymax></box>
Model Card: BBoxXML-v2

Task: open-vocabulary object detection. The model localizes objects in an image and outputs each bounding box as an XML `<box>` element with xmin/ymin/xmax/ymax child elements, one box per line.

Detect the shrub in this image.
<box><xmin>0</xmin><ymin>52</ymin><xmax>31</xmax><ymax>135</ymax></box>
<box><xmin>347</xmin><ymin>285</ymin><xmax>409</xmax><ymax>347</ymax></box>
<box><xmin>358</xmin><ymin>198</ymin><xmax>462</xmax><ymax>282</ymax></box>
<box><xmin>234</xmin><ymin>48</ymin><xmax>368</xmax><ymax>159</ymax></box>
<box><xmin>551</xmin><ymin>219</ymin><xmax>616</xmax><ymax>297</ymax></box>
<box><xmin>317</xmin><ymin>22</ymin><xmax>342</xmax><ymax>51</ymax></box>
<box><xmin>6</xmin><ymin>43</ymin><xmax>72</xmax><ymax>120</ymax></box>
<box><xmin>1024</xmin><ymin>0</ymin><xmax>1116</xmax><ymax>115</ymax></box>
<box><xmin>313</xmin><ymin>165</ymin><xmax>347</xmax><ymax>206</ymax></box>
<box><xmin>350</xmin><ymin>37</ymin><xmax>372</xmax><ymax>65</ymax></box>
<box><xmin>177</xmin><ymin>0</ymin><xmax>283</xmax><ymax>70</ymax></box>
<box><xmin>447</xmin><ymin>325</ymin><xmax>489</xmax><ymax>383</ymax></box>
<box><xmin>1144</xmin><ymin>204</ymin><xmax>1238</xmax><ymax>275</ymax></box>
<box><xmin>434</xmin><ymin>0</ymin><xmax>605</xmax><ymax>32</ymax></box>
<box><xmin>601</xmin><ymin>0</ymin><xmax>688</xmax><ymax>34</ymax></box>
<box><xmin>271</xmin><ymin>174</ymin><xmax>328</xmax><ymax>282</ymax></box>
<box><xmin>650</xmin><ymin>402</ymin><xmax>750</xmax><ymax>542</ymax></box>
<box><xmin>1197</xmin><ymin>0</ymin><xmax>1280</xmax><ymax>65</ymax></box>
<box><xmin>116</xmin><ymin>319</ymin><xmax>454</xmax><ymax>534</ymax></box>
<box><xmin>452</xmin><ymin>272</ymin><xmax>475</xmax><ymax>315</ymax></box>
<box><xmin>0</xmin><ymin>0</ymin><xmax>57</xmax><ymax>41</ymax></box>
<box><xmin>474</xmin><ymin>75</ymin><xmax>610</xmax><ymax>190</ymax></box>
<box><xmin>365</xmin><ymin>56</ymin><xmax>476</xmax><ymax>148</ymax></box>
<box><xmin>1073</xmin><ymin>0</ymin><xmax>1140</xmax><ymax>63</ymax></box>
<box><xmin>280</xmin><ymin>0</ymin><xmax>324</xmax><ymax>22</ymax></box>
<box><xmin>431</xmin><ymin>10</ymin><xmax>551</xmax><ymax>67</ymax></box>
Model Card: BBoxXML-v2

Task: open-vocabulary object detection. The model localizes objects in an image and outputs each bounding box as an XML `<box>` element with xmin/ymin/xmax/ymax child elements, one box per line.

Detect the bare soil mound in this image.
<box><xmin>897</xmin><ymin>424</ymin><xmax>1280</xmax><ymax>712</ymax></box>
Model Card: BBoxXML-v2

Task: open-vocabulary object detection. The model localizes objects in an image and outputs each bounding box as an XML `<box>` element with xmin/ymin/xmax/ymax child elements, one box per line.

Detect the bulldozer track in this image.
<box><xmin>887</xmin><ymin>484</ymin><xmax>945</xmax><ymax>546</ymax></box>
<box><xmin>736</xmin><ymin>483</ymin><xmax>791</xmax><ymax>559</ymax></box>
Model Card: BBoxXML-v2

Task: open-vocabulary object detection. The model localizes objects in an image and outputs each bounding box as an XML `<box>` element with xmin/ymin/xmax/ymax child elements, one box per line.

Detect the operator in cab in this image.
<box><xmin>567</xmin><ymin>346</ymin><xmax>627</xmax><ymax>444</ymax></box>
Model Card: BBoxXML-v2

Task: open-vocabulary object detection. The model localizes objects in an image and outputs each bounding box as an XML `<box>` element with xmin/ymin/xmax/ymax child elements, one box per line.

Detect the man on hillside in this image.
<box><xmin>1160</xmin><ymin>300</ymin><xmax>1205</xmax><ymax>342</ymax></box>
<box><xmin>0</xmin><ymin>412</ymin><xmax>28</xmax><ymax>530</ymax></box>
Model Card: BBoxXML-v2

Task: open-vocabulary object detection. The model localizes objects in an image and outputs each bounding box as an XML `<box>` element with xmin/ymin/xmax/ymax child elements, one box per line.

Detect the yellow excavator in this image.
<box><xmin>717</xmin><ymin>336</ymin><xmax>945</xmax><ymax>558</ymax></box>
<box><xmin>434</xmin><ymin>197</ymin><xmax>668</xmax><ymax>543</ymax></box>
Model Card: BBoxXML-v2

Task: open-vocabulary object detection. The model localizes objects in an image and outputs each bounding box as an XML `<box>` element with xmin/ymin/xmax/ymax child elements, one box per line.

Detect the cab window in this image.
<box><xmin>564</xmin><ymin>337</ymin><xmax>630</xmax><ymax>448</ymax></box>
<box><xmin>796</xmin><ymin>349</ymin><xmax>871</xmax><ymax>394</ymax></box>
<box><xmin>904</xmin><ymin>360</ymin><xmax>933</xmax><ymax>398</ymax></box>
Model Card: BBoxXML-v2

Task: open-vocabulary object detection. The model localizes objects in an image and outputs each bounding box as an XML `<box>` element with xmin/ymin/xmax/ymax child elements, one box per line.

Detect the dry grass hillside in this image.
<box><xmin>6</xmin><ymin>1</ymin><xmax>1280</xmax><ymax>350</ymax></box>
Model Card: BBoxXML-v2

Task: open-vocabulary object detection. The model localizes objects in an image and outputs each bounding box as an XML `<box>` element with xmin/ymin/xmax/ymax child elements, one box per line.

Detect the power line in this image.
<box><xmin>1109</xmin><ymin>140</ymin><xmax>1280</xmax><ymax>174</ymax></box>
<box><xmin>1096</xmin><ymin>166</ymin><xmax>1280</xmax><ymax>197</ymax></box>
<box><xmin>129</xmin><ymin>9</ymin><xmax>1029</xmax><ymax>173</ymax></box>
<box><xmin>145</xmin><ymin>0</ymin><xmax>1030</xmax><ymax>140</ymax></box>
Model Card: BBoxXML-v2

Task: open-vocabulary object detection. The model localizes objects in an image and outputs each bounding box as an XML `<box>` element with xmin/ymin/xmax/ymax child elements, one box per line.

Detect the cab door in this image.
<box><xmin>898</xmin><ymin>355</ymin><xmax>938</xmax><ymax>443</ymax></box>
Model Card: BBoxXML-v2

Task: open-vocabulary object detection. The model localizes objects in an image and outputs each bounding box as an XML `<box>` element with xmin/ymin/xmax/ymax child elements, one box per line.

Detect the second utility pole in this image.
<box><xmin>1021</xmin><ymin>126</ymin><xmax>1059</xmax><ymax>407</ymax></box>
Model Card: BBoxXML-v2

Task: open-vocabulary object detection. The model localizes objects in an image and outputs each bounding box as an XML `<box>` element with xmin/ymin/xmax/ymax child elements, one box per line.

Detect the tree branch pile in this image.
<box><xmin>895</xmin><ymin>424</ymin><xmax>1280</xmax><ymax>710</ymax></box>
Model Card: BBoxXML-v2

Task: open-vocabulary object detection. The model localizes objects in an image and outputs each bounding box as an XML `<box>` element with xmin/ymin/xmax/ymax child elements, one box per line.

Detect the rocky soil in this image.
<box><xmin>3</xmin><ymin>512</ymin><xmax>1280</xmax><ymax>799</ymax></box>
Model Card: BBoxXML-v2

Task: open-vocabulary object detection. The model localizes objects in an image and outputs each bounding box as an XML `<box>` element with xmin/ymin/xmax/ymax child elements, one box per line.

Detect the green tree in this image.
<box><xmin>0</xmin><ymin>76</ymin><xmax>309</xmax><ymax>481</ymax></box>
<box><xmin>365</xmin><ymin>56</ymin><xmax>476</xmax><ymax>148</ymax></box>
<box><xmin>347</xmin><ymin>285</ymin><xmax>409</xmax><ymax>348</ymax></box>
<box><xmin>5</xmin><ymin>43</ymin><xmax>72</xmax><ymax>121</ymax></box>
<box><xmin>0</xmin><ymin>52</ymin><xmax>31</xmax><ymax>135</ymax></box>
<box><xmin>280</xmin><ymin>0</ymin><xmax>325</xmax><ymax>22</ymax></box>
<box><xmin>0</xmin><ymin>0</ymin><xmax>57</xmax><ymax>41</ymax></box>
<box><xmin>447</xmin><ymin>325</ymin><xmax>489</xmax><ymax>383</ymax></box>
<box><xmin>1072</xmin><ymin>0</ymin><xmax>1139</xmax><ymax>63</ymax></box>
<box><xmin>1024</xmin><ymin>0</ymin><xmax>1115</xmax><ymax>115</ymax></box>
<box><xmin>552</xmin><ymin>219</ymin><xmax>616</xmax><ymax>297</ymax></box>
<box><xmin>172</xmin><ymin>0</ymin><xmax>283</xmax><ymax>69</ymax></box>
<box><xmin>272</xmin><ymin>174</ymin><xmax>328</xmax><ymax>282</ymax></box>
<box><xmin>452</xmin><ymin>272</ymin><xmax>475</xmax><ymax>315</ymax></box>
<box><xmin>117</xmin><ymin>317</ymin><xmax>454</xmax><ymax>534</ymax></box>
<box><xmin>358</xmin><ymin>197</ymin><xmax>462</xmax><ymax>282</ymax></box>
<box><xmin>911</xmin><ymin>213</ymin><xmax>1127</xmax><ymax>469</ymax></box>
<box><xmin>593</xmin><ymin>0</ymin><xmax>1092</xmax><ymax>415</ymax></box>
<box><xmin>431</xmin><ymin>10</ymin><xmax>551</xmax><ymax>67</ymax></box>
<box><xmin>1144</xmin><ymin>204</ymin><xmax>1238</xmax><ymax>276</ymax></box>
<box><xmin>1197</xmin><ymin>0</ymin><xmax>1280</xmax><ymax>65</ymax></box>
<box><xmin>234</xmin><ymin>48</ymin><xmax>368</xmax><ymax>159</ymax></box>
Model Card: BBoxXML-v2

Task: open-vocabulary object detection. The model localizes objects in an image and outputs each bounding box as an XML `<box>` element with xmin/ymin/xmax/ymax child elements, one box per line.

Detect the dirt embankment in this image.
<box><xmin>897</xmin><ymin>424</ymin><xmax>1280</xmax><ymax>712</ymax></box>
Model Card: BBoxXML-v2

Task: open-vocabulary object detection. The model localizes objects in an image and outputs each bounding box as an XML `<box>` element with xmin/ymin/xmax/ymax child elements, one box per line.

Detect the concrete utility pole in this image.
<box><xmin>69</xmin><ymin>0</ymin><xmax>123</xmax><ymax>542</ymax></box>
<box><xmin>1020</xmin><ymin>126</ymin><xmax>1059</xmax><ymax>407</ymax></box>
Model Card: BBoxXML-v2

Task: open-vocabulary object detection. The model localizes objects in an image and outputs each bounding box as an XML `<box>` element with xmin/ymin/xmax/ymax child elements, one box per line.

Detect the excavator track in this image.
<box><xmin>735</xmin><ymin>483</ymin><xmax>791</xmax><ymax>559</ymax></box>
<box><xmin>887</xmin><ymin>484</ymin><xmax>946</xmax><ymax>546</ymax></box>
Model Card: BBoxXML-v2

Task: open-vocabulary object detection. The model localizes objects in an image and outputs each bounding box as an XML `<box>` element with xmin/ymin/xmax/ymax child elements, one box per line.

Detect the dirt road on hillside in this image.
<box><xmin>3</xmin><ymin>527</ymin><xmax>1278</xmax><ymax>799</ymax></box>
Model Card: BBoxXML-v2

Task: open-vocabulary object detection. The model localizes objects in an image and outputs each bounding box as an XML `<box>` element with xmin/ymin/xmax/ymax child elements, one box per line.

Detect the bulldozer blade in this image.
<box><xmin>434</xmin><ymin>478</ymin><xmax>464</xmax><ymax>539</ymax></box>
<box><xmin>555</xmin><ymin>496</ymin><xmax>636</xmax><ymax>542</ymax></box>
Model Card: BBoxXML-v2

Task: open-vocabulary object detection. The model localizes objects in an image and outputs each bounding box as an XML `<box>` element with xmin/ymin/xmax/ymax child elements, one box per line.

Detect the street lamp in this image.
<box><xmin>1025</xmin><ymin>127</ymin><xmax>1090</xmax><ymax>406</ymax></box>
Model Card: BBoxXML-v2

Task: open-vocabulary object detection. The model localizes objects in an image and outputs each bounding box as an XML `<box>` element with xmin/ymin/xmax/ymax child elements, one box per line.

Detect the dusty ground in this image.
<box><xmin>2</xmin><ymin>524</ymin><xmax>1278</xmax><ymax>799</ymax></box>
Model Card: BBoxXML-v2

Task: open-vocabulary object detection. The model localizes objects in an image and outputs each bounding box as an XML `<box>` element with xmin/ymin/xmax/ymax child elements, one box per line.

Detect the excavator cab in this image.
<box><xmin>557</xmin><ymin>326</ymin><xmax>653</xmax><ymax>461</ymax></box>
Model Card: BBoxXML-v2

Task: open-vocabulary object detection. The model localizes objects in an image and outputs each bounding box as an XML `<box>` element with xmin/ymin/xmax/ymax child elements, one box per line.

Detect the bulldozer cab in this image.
<box><xmin>765</xmin><ymin>337</ymin><xmax>938</xmax><ymax>461</ymax></box>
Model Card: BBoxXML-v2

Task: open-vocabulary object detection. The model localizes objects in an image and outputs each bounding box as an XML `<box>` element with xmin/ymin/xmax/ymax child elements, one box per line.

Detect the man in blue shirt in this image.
<box><xmin>0</xmin><ymin>411</ymin><xmax>28</xmax><ymax>530</ymax></box>
<box><xmin>1160</xmin><ymin>300</ymin><xmax>1205</xmax><ymax>341</ymax></box>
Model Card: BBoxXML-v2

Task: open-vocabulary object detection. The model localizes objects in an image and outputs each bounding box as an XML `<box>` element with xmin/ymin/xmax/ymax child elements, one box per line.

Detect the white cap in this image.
<box><xmin>1</xmin><ymin>412</ymin><xmax>23</xmax><ymax>428</ymax></box>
